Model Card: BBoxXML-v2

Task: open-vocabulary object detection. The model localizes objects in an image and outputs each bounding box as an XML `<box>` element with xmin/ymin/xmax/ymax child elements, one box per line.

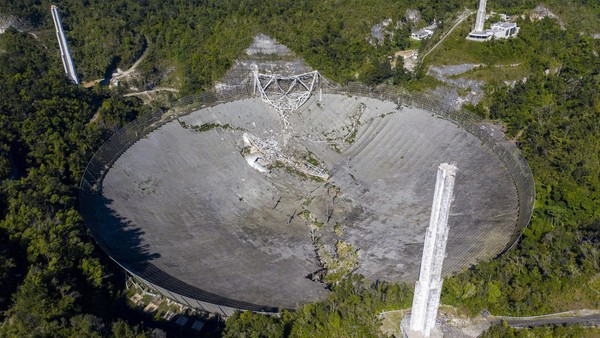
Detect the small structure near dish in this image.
<box><xmin>411</xmin><ymin>21</ymin><xmax>437</xmax><ymax>41</ymax></box>
<box><xmin>392</xmin><ymin>50</ymin><xmax>419</xmax><ymax>72</ymax></box>
<box><xmin>411</xmin><ymin>29</ymin><xmax>434</xmax><ymax>40</ymax></box>
<box><xmin>488</xmin><ymin>22</ymin><xmax>519</xmax><ymax>38</ymax></box>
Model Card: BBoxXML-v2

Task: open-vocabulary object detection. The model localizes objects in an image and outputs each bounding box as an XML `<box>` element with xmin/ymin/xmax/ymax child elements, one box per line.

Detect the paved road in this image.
<box><xmin>111</xmin><ymin>36</ymin><xmax>150</xmax><ymax>81</ymax></box>
<box><xmin>495</xmin><ymin>311</ymin><xmax>600</xmax><ymax>328</ymax></box>
<box><xmin>124</xmin><ymin>87</ymin><xmax>179</xmax><ymax>97</ymax></box>
<box><xmin>383</xmin><ymin>308</ymin><xmax>600</xmax><ymax>337</ymax></box>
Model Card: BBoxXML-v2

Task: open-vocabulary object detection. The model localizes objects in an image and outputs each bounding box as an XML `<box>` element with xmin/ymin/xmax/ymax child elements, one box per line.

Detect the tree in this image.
<box><xmin>392</xmin><ymin>64</ymin><xmax>411</xmax><ymax>85</ymax></box>
<box><xmin>362</xmin><ymin>59</ymin><xmax>393</xmax><ymax>85</ymax></box>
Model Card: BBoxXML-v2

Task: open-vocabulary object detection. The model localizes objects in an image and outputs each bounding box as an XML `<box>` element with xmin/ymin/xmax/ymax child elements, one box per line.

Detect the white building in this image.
<box><xmin>467</xmin><ymin>21</ymin><xmax>519</xmax><ymax>41</ymax></box>
<box><xmin>467</xmin><ymin>30</ymin><xmax>492</xmax><ymax>41</ymax></box>
<box><xmin>411</xmin><ymin>29</ymin><xmax>433</xmax><ymax>40</ymax></box>
<box><xmin>489</xmin><ymin>22</ymin><xmax>519</xmax><ymax>38</ymax></box>
<box><xmin>467</xmin><ymin>0</ymin><xmax>519</xmax><ymax>41</ymax></box>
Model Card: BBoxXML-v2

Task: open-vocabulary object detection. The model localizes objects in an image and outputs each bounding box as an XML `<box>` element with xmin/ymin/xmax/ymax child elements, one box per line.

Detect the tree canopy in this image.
<box><xmin>0</xmin><ymin>28</ymin><xmax>153</xmax><ymax>337</ymax></box>
<box><xmin>0</xmin><ymin>0</ymin><xmax>599</xmax><ymax>336</ymax></box>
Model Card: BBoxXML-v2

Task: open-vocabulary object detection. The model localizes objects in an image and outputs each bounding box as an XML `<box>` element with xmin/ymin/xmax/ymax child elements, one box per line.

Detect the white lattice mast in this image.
<box><xmin>409</xmin><ymin>163</ymin><xmax>457</xmax><ymax>337</ymax></box>
<box><xmin>474</xmin><ymin>0</ymin><xmax>487</xmax><ymax>32</ymax></box>
<box><xmin>253</xmin><ymin>71</ymin><xmax>319</xmax><ymax>128</ymax></box>
<box><xmin>51</xmin><ymin>5</ymin><xmax>79</xmax><ymax>85</ymax></box>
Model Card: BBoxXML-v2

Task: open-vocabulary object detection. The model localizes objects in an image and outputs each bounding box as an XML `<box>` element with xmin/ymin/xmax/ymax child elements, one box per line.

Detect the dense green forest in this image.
<box><xmin>1</xmin><ymin>0</ymin><xmax>599</xmax><ymax>336</ymax></box>
<box><xmin>3</xmin><ymin>0</ymin><xmax>596</xmax><ymax>93</ymax></box>
<box><xmin>442</xmin><ymin>20</ymin><xmax>600</xmax><ymax>315</ymax></box>
<box><xmin>4</xmin><ymin>0</ymin><xmax>450</xmax><ymax>90</ymax></box>
<box><xmin>0</xmin><ymin>29</ymin><xmax>154</xmax><ymax>336</ymax></box>
<box><xmin>223</xmin><ymin>276</ymin><xmax>413</xmax><ymax>338</ymax></box>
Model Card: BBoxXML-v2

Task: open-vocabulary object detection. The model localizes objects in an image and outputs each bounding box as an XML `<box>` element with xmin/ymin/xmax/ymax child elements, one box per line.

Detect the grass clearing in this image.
<box><xmin>449</xmin><ymin>63</ymin><xmax>530</xmax><ymax>83</ymax></box>
<box><xmin>425</xmin><ymin>18</ymin><xmax>527</xmax><ymax>67</ymax></box>
<box><xmin>404</xmin><ymin>74</ymin><xmax>447</xmax><ymax>92</ymax></box>
<box><xmin>379</xmin><ymin>309</ymin><xmax>408</xmax><ymax>337</ymax></box>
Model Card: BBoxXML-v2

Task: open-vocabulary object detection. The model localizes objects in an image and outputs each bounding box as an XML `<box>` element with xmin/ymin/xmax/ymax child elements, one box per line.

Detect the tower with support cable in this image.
<box><xmin>406</xmin><ymin>163</ymin><xmax>457</xmax><ymax>337</ymax></box>
<box><xmin>51</xmin><ymin>5</ymin><xmax>79</xmax><ymax>85</ymax></box>
<box><xmin>467</xmin><ymin>0</ymin><xmax>519</xmax><ymax>41</ymax></box>
<box><xmin>467</xmin><ymin>0</ymin><xmax>491</xmax><ymax>40</ymax></box>
<box><xmin>474</xmin><ymin>0</ymin><xmax>487</xmax><ymax>32</ymax></box>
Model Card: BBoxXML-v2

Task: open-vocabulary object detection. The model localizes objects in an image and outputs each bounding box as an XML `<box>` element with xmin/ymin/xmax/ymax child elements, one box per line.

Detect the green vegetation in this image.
<box><xmin>223</xmin><ymin>275</ymin><xmax>413</xmax><ymax>338</ymax></box>
<box><xmin>3</xmin><ymin>0</ymin><xmax>598</xmax><ymax>93</ymax></box>
<box><xmin>538</xmin><ymin>0</ymin><xmax>600</xmax><ymax>33</ymax></box>
<box><xmin>442</xmin><ymin>21</ymin><xmax>600</xmax><ymax>316</ymax></box>
<box><xmin>425</xmin><ymin>6</ymin><xmax>599</xmax><ymax>86</ymax></box>
<box><xmin>481</xmin><ymin>322</ymin><xmax>600</xmax><ymax>338</ymax></box>
<box><xmin>270</xmin><ymin>160</ymin><xmax>327</xmax><ymax>183</ymax></box>
<box><xmin>319</xmin><ymin>241</ymin><xmax>359</xmax><ymax>284</ymax></box>
<box><xmin>305</xmin><ymin>151</ymin><xmax>320</xmax><ymax>167</ymax></box>
<box><xmin>345</xmin><ymin>129</ymin><xmax>359</xmax><ymax>145</ymax></box>
<box><xmin>2</xmin><ymin>0</ymin><xmax>482</xmax><ymax>92</ymax></box>
<box><xmin>334</xmin><ymin>222</ymin><xmax>344</xmax><ymax>237</ymax></box>
<box><xmin>450</xmin><ymin>64</ymin><xmax>530</xmax><ymax>84</ymax></box>
<box><xmin>179</xmin><ymin>119</ymin><xmax>240</xmax><ymax>132</ymax></box>
<box><xmin>1</xmin><ymin>0</ymin><xmax>599</xmax><ymax>336</ymax></box>
<box><xmin>426</xmin><ymin>18</ymin><xmax>529</xmax><ymax>66</ymax></box>
<box><xmin>0</xmin><ymin>29</ymin><xmax>154</xmax><ymax>336</ymax></box>
<box><xmin>193</xmin><ymin>122</ymin><xmax>234</xmax><ymax>132</ymax></box>
<box><xmin>225</xmin><ymin>14</ymin><xmax>600</xmax><ymax>337</ymax></box>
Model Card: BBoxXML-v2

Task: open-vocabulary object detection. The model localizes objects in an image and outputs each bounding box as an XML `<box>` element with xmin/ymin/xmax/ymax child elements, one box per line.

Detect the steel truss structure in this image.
<box><xmin>254</xmin><ymin>71</ymin><xmax>319</xmax><ymax>128</ymax></box>
<box><xmin>243</xmin><ymin>133</ymin><xmax>329</xmax><ymax>180</ymax></box>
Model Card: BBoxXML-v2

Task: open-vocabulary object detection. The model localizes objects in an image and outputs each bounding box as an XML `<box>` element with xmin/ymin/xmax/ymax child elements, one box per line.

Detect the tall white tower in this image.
<box><xmin>474</xmin><ymin>0</ymin><xmax>488</xmax><ymax>32</ymax></box>
<box><xmin>408</xmin><ymin>163</ymin><xmax>457</xmax><ymax>337</ymax></box>
<box><xmin>51</xmin><ymin>5</ymin><xmax>79</xmax><ymax>85</ymax></box>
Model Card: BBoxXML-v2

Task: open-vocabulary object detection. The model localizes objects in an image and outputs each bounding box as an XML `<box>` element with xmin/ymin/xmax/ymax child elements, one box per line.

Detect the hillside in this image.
<box><xmin>0</xmin><ymin>0</ymin><xmax>599</xmax><ymax>336</ymax></box>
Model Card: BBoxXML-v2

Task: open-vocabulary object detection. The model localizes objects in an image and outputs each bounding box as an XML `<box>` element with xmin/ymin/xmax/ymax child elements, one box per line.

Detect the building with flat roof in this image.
<box><xmin>467</xmin><ymin>30</ymin><xmax>492</xmax><ymax>41</ymax></box>
<box><xmin>490</xmin><ymin>22</ymin><xmax>518</xmax><ymax>38</ymax></box>
<box><xmin>467</xmin><ymin>0</ymin><xmax>519</xmax><ymax>41</ymax></box>
<box><xmin>411</xmin><ymin>29</ymin><xmax>433</xmax><ymax>40</ymax></box>
<box><xmin>467</xmin><ymin>21</ymin><xmax>519</xmax><ymax>41</ymax></box>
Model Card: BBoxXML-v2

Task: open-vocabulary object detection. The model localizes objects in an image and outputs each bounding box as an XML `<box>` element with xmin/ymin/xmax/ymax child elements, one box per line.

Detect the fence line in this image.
<box><xmin>79</xmin><ymin>81</ymin><xmax>535</xmax><ymax>313</ymax></box>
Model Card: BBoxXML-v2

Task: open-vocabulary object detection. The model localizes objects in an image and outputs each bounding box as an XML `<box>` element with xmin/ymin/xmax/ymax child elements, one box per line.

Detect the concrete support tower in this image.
<box><xmin>51</xmin><ymin>5</ymin><xmax>79</xmax><ymax>85</ymax></box>
<box><xmin>409</xmin><ymin>163</ymin><xmax>458</xmax><ymax>337</ymax></box>
<box><xmin>474</xmin><ymin>0</ymin><xmax>487</xmax><ymax>32</ymax></box>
